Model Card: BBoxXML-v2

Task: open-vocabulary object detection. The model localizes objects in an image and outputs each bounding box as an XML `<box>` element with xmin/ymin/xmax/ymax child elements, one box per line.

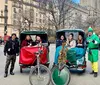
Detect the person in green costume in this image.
<box><xmin>86</xmin><ymin>27</ymin><xmax>99</xmax><ymax>77</ymax></box>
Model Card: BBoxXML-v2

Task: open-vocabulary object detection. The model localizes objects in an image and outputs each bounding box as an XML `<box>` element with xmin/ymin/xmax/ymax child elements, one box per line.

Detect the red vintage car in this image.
<box><xmin>19</xmin><ymin>31</ymin><xmax>50</xmax><ymax>73</ymax></box>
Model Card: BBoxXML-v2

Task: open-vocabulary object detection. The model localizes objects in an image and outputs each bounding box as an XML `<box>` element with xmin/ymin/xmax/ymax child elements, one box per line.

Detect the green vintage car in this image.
<box><xmin>19</xmin><ymin>30</ymin><xmax>50</xmax><ymax>73</ymax></box>
<box><xmin>55</xmin><ymin>29</ymin><xmax>87</xmax><ymax>72</ymax></box>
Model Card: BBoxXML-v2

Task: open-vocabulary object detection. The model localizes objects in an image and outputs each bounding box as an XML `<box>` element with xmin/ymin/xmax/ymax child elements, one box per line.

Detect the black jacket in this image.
<box><xmin>56</xmin><ymin>40</ymin><xmax>64</xmax><ymax>47</ymax></box>
<box><xmin>4</xmin><ymin>38</ymin><xmax>19</xmax><ymax>55</ymax></box>
<box><xmin>76</xmin><ymin>40</ymin><xmax>84</xmax><ymax>48</ymax></box>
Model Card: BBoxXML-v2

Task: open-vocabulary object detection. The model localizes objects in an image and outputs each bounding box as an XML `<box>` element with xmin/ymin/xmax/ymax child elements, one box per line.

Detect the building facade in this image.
<box><xmin>80</xmin><ymin>0</ymin><xmax>100</xmax><ymax>28</ymax></box>
<box><xmin>1</xmin><ymin>0</ymin><xmax>97</xmax><ymax>37</ymax></box>
<box><xmin>0</xmin><ymin>0</ymin><xmax>13</xmax><ymax>36</ymax></box>
<box><xmin>80</xmin><ymin>0</ymin><xmax>100</xmax><ymax>10</ymax></box>
<box><xmin>0</xmin><ymin>0</ymin><xmax>53</xmax><ymax>37</ymax></box>
<box><xmin>12</xmin><ymin>0</ymin><xmax>53</xmax><ymax>35</ymax></box>
<box><xmin>64</xmin><ymin>1</ymin><xmax>89</xmax><ymax>29</ymax></box>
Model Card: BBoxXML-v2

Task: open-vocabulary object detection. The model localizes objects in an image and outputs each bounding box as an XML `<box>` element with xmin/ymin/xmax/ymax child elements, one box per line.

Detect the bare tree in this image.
<box><xmin>85</xmin><ymin>16</ymin><xmax>99</xmax><ymax>28</ymax></box>
<box><xmin>69</xmin><ymin>12</ymin><xmax>100</xmax><ymax>29</ymax></box>
<box><xmin>22</xmin><ymin>8</ymin><xmax>34</xmax><ymax>30</ymax></box>
<box><xmin>12</xmin><ymin>0</ymin><xmax>34</xmax><ymax>33</ymax></box>
<box><xmin>69</xmin><ymin>13</ymin><xmax>84</xmax><ymax>29</ymax></box>
<box><xmin>37</xmin><ymin>0</ymin><xmax>73</xmax><ymax>30</ymax></box>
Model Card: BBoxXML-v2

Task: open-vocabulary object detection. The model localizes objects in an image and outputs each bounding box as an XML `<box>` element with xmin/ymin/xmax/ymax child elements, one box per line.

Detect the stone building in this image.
<box><xmin>0</xmin><ymin>0</ymin><xmax>53</xmax><ymax>37</ymax></box>
<box><xmin>0</xmin><ymin>0</ymin><xmax>13</xmax><ymax>36</ymax></box>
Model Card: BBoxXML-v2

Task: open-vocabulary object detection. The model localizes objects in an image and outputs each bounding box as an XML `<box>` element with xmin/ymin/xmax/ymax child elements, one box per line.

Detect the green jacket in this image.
<box><xmin>87</xmin><ymin>34</ymin><xmax>99</xmax><ymax>62</ymax></box>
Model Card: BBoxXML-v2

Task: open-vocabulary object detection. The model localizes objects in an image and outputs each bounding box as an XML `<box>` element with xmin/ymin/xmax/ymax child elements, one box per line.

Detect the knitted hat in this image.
<box><xmin>88</xmin><ymin>27</ymin><xmax>93</xmax><ymax>32</ymax></box>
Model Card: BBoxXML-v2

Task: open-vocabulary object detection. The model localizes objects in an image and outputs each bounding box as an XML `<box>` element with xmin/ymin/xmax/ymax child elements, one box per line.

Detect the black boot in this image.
<box><xmin>4</xmin><ymin>73</ymin><xmax>8</xmax><ymax>78</ymax></box>
<box><xmin>10</xmin><ymin>72</ymin><xmax>15</xmax><ymax>75</ymax></box>
<box><xmin>90</xmin><ymin>71</ymin><xmax>94</xmax><ymax>74</ymax></box>
<box><xmin>94</xmin><ymin>72</ymin><xmax>98</xmax><ymax>77</ymax></box>
<box><xmin>10</xmin><ymin>69</ymin><xmax>15</xmax><ymax>75</ymax></box>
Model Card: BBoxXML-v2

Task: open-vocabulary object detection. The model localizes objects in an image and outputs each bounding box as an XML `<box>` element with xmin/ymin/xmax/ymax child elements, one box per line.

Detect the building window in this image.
<box><xmin>43</xmin><ymin>19</ymin><xmax>45</xmax><ymax>23</ymax></box>
<box><xmin>13</xmin><ymin>20</ymin><xmax>16</xmax><ymax>25</ymax></box>
<box><xmin>75</xmin><ymin>13</ymin><xmax>77</xmax><ymax>15</ymax></box>
<box><xmin>39</xmin><ymin>19</ymin><xmax>42</xmax><ymax>23</ymax></box>
<box><xmin>36</xmin><ymin>18</ymin><xmax>38</xmax><ymax>22</ymax></box>
<box><xmin>40</xmin><ymin>14</ymin><xmax>41</xmax><ymax>17</ymax></box>
<box><xmin>13</xmin><ymin>8</ymin><xmax>16</xmax><ymax>13</ymax></box>
<box><xmin>1</xmin><ymin>10</ymin><xmax>3</xmax><ymax>16</ymax></box>
<box><xmin>19</xmin><ymin>9</ymin><xmax>21</xmax><ymax>13</ymax></box>
<box><xmin>43</xmin><ymin>15</ymin><xmax>45</xmax><ymax>18</ymax></box>
<box><xmin>13</xmin><ymin>14</ymin><xmax>16</xmax><ymax>19</ymax></box>
<box><xmin>36</xmin><ymin>13</ymin><xmax>38</xmax><ymax>17</ymax></box>
<box><xmin>1</xmin><ymin>10</ymin><xmax>3</xmax><ymax>22</ymax></box>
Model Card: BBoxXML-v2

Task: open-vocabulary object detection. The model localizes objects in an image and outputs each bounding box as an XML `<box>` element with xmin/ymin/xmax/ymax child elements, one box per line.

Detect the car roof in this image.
<box><xmin>21</xmin><ymin>30</ymin><xmax>47</xmax><ymax>35</ymax></box>
<box><xmin>56</xmin><ymin>29</ymin><xmax>85</xmax><ymax>33</ymax></box>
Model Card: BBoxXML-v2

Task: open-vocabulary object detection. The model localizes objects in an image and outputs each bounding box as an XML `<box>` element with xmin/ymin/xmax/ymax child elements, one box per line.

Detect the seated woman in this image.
<box><xmin>65</xmin><ymin>33</ymin><xmax>77</xmax><ymax>64</ymax></box>
<box><xmin>66</xmin><ymin>33</ymin><xmax>76</xmax><ymax>49</ymax></box>
<box><xmin>21</xmin><ymin>35</ymin><xmax>33</xmax><ymax>48</ymax></box>
<box><xmin>56</xmin><ymin>35</ymin><xmax>65</xmax><ymax>47</ymax></box>
<box><xmin>34</xmin><ymin>35</ymin><xmax>42</xmax><ymax>45</ymax></box>
<box><xmin>76</xmin><ymin>34</ymin><xmax>84</xmax><ymax>48</ymax></box>
<box><xmin>75</xmin><ymin>34</ymin><xmax>85</xmax><ymax>65</ymax></box>
<box><xmin>75</xmin><ymin>34</ymin><xmax>85</xmax><ymax>56</ymax></box>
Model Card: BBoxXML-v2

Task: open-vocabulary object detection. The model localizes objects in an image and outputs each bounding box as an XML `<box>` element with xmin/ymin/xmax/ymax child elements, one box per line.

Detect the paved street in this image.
<box><xmin>0</xmin><ymin>44</ymin><xmax>100</xmax><ymax>85</ymax></box>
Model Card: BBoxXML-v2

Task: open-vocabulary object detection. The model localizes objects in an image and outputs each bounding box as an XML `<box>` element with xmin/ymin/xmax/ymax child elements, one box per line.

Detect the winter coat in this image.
<box><xmin>4</xmin><ymin>38</ymin><xmax>19</xmax><ymax>55</ymax></box>
<box><xmin>56</xmin><ymin>40</ymin><xmax>64</xmax><ymax>47</ymax></box>
<box><xmin>21</xmin><ymin>40</ymin><xmax>33</xmax><ymax>48</ymax></box>
<box><xmin>86</xmin><ymin>34</ymin><xmax>99</xmax><ymax>62</ymax></box>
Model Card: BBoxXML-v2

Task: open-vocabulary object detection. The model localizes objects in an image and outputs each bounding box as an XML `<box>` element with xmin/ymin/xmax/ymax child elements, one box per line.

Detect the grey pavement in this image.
<box><xmin>0</xmin><ymin>44</ymin><xmax>100</xmax><ymax>85</ymax></box>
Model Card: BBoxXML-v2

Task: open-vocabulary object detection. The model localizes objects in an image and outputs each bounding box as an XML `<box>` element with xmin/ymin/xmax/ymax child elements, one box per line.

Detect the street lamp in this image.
<box><xmin>4</xmin><ymin>0</ymin><xmax>8</xmax><ymax>35</ymax></box>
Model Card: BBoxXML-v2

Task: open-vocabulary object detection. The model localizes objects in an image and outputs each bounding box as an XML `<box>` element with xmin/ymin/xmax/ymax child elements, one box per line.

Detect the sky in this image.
<box><xmin>72</xmin><ymin>0</ymin><xmax>80</xmax><ymax>3</ymax></box>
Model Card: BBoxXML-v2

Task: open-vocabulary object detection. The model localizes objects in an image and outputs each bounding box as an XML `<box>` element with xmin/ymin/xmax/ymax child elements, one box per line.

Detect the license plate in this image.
<box><xmin>77</xmin><ymin>67</ymin><xmax>83</xmax><ymax>71</ymax></box>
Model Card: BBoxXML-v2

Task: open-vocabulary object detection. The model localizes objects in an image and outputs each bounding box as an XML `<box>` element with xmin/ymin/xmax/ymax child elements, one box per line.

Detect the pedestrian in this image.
<box><xmin>4</xmin><ymin>33</ymin><xmax>19</xmax><ymax>78</ymax></box>
<box><xmin>86</xmin><ymin>27</ymin><xmax>99</xmax><ymax>77</ymax></box>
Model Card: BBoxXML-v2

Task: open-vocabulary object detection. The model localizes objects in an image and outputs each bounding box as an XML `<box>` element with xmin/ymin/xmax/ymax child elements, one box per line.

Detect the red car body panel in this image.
<box><xmin>19</xmin><ymin>46</ymin><xmax>48</xmax><ymax>65</ymax></box>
